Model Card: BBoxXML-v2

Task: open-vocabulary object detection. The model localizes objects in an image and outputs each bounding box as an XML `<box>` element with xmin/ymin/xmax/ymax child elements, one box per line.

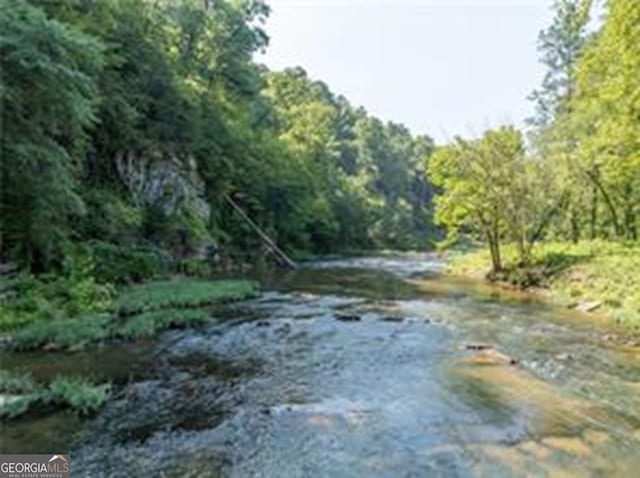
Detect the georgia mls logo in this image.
<box><xmin>48</xmin><ymin>455</ymin><xmax>68</xmax><ymax>468</ymax></box>
<box><xmin>0</xmin><ymin>454</ymin><xmax>71</xmax><ymax>478</ymax></box>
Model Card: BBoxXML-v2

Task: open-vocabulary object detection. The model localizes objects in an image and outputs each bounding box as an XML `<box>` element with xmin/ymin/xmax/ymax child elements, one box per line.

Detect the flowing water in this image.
<box><xmin>2</xmin><ymin>255</ymin><xmax>640</xmax><ymax>477</ymax></box>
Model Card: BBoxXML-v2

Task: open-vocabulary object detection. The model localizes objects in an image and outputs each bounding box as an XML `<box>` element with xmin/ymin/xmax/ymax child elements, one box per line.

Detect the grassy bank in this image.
<box><xmin>0</xmin><ymin>370</ymin><xmax>110</xmax><ymax>418</ymax></box>
<box><xmin>0</xmin><ymin>277</ymin><xmax>258</xmax><ymax>419</ymax></box>
<box><xmin>1</xmin><ymin>278</ymin><xmax>259</xmax><ymax>350</ymax></box>
<box><xmin>448</xmin><ymin>241</ymin><xmax>640</xmax><ymax>328</ymax></box>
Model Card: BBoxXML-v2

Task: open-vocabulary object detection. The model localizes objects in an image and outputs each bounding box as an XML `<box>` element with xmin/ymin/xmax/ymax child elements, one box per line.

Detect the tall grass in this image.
<box><xmin>115</xmin><ymin>279</ymin><xmax>258</xmax><ymax>315</ymax></box>
<box><xmin>7</xmin><ymin>279</ymin><xmax>259</xmax><ymax>350</ymax></box>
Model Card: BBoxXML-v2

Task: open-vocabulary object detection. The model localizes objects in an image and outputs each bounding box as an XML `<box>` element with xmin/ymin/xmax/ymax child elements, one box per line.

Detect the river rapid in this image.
<box><xmin>2</xmin><ymin>254</ymin><xmax>639</xmax><ymax>477</ymax></box>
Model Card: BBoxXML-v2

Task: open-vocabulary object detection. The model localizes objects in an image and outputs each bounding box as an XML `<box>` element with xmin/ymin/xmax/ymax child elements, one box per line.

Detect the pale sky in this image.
<box><xmin>258</xmin><ymin>0</ymin><xmax>557</xmax><ymax>144</ymax></box>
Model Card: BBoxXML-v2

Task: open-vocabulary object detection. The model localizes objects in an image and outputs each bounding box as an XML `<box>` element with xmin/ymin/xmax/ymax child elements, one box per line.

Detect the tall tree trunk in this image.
<box><xmin>516</xmin><ymin>227</ymin><xmax>528</xmax><ymax>266</ymax></box>
<box><xmin>590</xmin><ymin>186</ymin><xmax>598</xmax><ymax>239</ymax></box>
<box><xmin>530</xmin><ymin>189</ymin><xmax>569</xmax><ymax>246</ymax></box>
<box><xmin>625</xmin><ymin>205</ymin><xmax>637</xmax><ymax>240</ymax></box>
<box><xmin>485</xmin><ymin>221</ymin><xmax>502</xmax><ymax>274</ymax></box>
<box><xmin>570</xmin><ymin>209</ymin><xmax>580</xmax><ymax>244</ymax></box>
<box><xmin>624</xmin><ymin>184</ymin><xmax>637</xmax><ymax>240</ymax></box>
<box><xmin>586</xmin><ymin>170</ymin><xmax>621</xmax><ymax>238</ymax></box>
<box><xmin>486</xmin><ymin>231</ymin><xmax>495</xmax><ymax>273</ymax></box>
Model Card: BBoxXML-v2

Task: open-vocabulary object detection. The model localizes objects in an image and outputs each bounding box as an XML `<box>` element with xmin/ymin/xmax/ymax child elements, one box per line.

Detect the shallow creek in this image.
<box><xmin>2</xmin><ymin>255</ymin><xmax>639</xmax><ymax>477</ymax></box>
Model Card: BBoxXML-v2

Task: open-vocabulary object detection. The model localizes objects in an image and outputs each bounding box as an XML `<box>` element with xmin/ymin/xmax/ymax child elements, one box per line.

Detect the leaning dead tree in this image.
<box><xmin>224</xmin><ymin>194</ymin><xmax>297</xmax><ymax>269</ymax></box>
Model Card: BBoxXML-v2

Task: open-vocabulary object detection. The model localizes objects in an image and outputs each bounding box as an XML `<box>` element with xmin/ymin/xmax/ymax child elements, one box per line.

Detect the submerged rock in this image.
<box><xmin>380</xmin><ymin>316</ymin><xmax>404</xmax><ymax>322</ymax></box>
<box><xmin>575</xmin><ymin>301</ymin><xmax>602</xmax><ymax>313</ymax></box>
<box><xmin>541</xmin><ymin>436</ymin><xmax>591</xmax><ymax>457</ymax></box>
<box><xmin>271</xmin><ymin>397</ymin><xmax>371</xmax><ymax>427</ymax></box>
<box><xmin>334</xmin><ymin>314</ymin><xmax>361</xmax><ymax>322</ymax></box>
<box><xmin>555</xmin><ymin>353</ymin><xmax>573</xmax><ymax>361</ymax></box>
<box><xmin>463</xmin><ymin>343</ymin><xmax>493</xmax><ymax>351</ymax></box>
<box><xmin>463</xmin><ymin>349</ymin><xmax>518</xmax><ymax>366</ymax></box>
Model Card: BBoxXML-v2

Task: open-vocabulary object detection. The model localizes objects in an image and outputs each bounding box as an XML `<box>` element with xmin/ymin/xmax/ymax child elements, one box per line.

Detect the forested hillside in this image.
<box><xmin>431</xmin><ymin>0</ymin><xmax>639</xmax><ymax>325</ymax></box>
<box><xmin>1</xmin><ymin>0</ymin><xmax>436</xmax><ymax>276</ymax></box>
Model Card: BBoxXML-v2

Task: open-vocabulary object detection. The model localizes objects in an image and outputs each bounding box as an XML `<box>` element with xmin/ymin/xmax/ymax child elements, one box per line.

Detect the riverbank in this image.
<box><xmin>447</xmin><ymin>240</ymin><xmax>640</xmax><ymax>330</ymax></box>
<box><xmin>0</xmin><ymin>277</ymin><xmax>258</xmax><ymax>418</ymax></box>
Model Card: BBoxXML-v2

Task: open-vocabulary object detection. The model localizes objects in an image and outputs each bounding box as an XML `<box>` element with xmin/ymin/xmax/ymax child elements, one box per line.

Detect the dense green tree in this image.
<box><xmin>264</xmin><ymin>68</ymin><xmax>435</xmax><ymax>251</ymax></box>
<box><xmin>429</xmin><ymin>134</ymin><xmax>505</xmax><ymax>272</ymax></box>
<box><xmin>529</xmin><ymin>0</ymin><xmax>639</xmax><ymax>242</ymax></box>
<box><xmin>571</xmin><ymin>0</ymin><xmax>640</xmax><ymax>240</ymax></box>
<box><xmin>527</xmin><ymin>0</ymin><xmax>594</xmax><ymax>242</ymax></box>
<box><xmin>0</xmin><ymin>0</ymin><xmax>103</xmax><ymax>270</ymax></box>
<box><xmin>528</xmin><ymin>0</ymin><xmax>592</xmax><ymax>126</ymax></box>
<box><xmin>428</xmin><ymin>127</ymin><xmax>555</xmax><ymax>271</ymax></box>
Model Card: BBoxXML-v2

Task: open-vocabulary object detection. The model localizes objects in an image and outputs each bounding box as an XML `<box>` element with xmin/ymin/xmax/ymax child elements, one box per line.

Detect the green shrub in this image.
<box><xmin>0</xmin><ymin>373</ymin><xmax>110</xmax><ymax>419</ymax></box>
<box><xmin>0</xmin><ymin>265</ymin><xmax>114</xmax><ymax>331</ymax></box>
<box><xmin>47</xmin><ymin>376</ymin><xmax>110</xmax><ymax>415</ymax></box>
<box><xmin>490</xmin><ymin>266</ymin><xmax>545</xmax><ymax>288</ymax></box>
<box><xmin>80</xmin><ymin>189</ymin><xmax>143</xmax><ymax>244</ymax></box>
<box><xmin>0</xmin><ymin>275</ymin><xmax>61</xmax><ymax>330</ymax></box>
<box><xmin>0</xmin><ymin>370</ymin><xmax>40</xmax><ymax>418</ymax></box>
<box><xmin>60</xmin><ymin>245</ymin><xmax>116</xmax><ymax>313</ymax></box>
<box><xmin>177</xmin><ymin>258</ymin><xmax>213</xmax><ymax>277</ymax></box>
<box><xmin>141</xmin><ymin>204</ymin><xmax>211</xmax><ymax>261</ymax></box>
<box><xmin>65</xmin><ymin>277</ymin><xmax>115</xmax><ymax>315</ymax></box>
<box><xmin>0</xmin><ymin>370</ymin><xmax>38</xmax><ymax>394</ymax></box>
<box><xmin>0</xmin><ymin>395</ymin><xmax>39</xmax><ymax>419</ymax></box>
<box><xmin>0</xmin><ymin>304</ymin><xmax>37</xmax><ymax>331</ymax></box>
<box><xmin>89</xmin><ymin>241</ymin><xmax>172</xmax><ymax>284</ymax></box>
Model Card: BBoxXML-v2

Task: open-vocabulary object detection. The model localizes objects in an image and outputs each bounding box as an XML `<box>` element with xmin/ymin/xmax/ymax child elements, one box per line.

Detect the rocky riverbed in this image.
<box><xmin>2</xmin><ymin>254</ymin><xmax>639</xmax><ymax>477</ymax></box>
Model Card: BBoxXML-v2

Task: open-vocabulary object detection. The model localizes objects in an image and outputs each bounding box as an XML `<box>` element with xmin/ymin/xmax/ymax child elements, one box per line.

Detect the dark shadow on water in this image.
<box><xmin>0</xmin><ymin>410</ymin><xmax>84</xmax><ymax>454</ymax></box>
<box><xmin>167</xmin><ymin>353</ymin><xmax>262</xmax><ymax>380</ymax></box>
<box><xmin>266</xmin><ymin>267</ymin><xmax>421</xmax><ymax>300</ymax></box>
